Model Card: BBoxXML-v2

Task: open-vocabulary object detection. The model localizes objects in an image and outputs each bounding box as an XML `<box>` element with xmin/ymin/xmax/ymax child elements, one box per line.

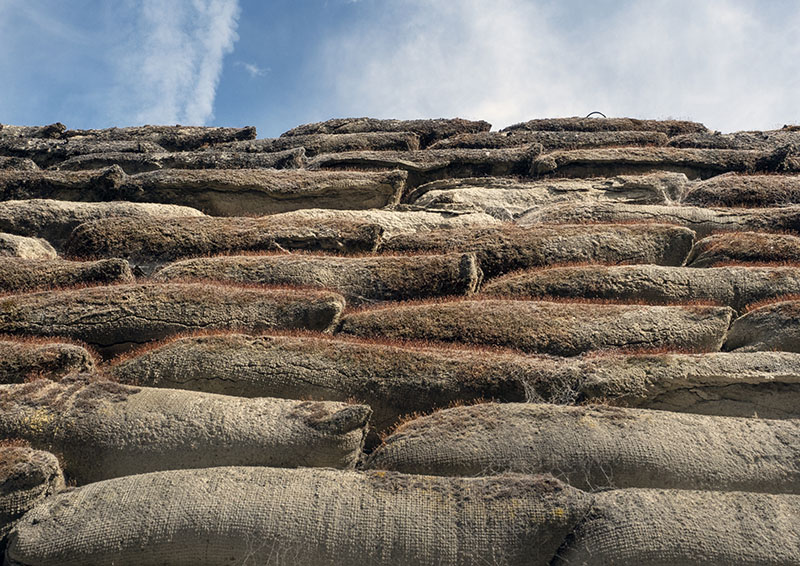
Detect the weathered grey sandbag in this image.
<box><xmin>309</xmin><ymin>145</ymin><xmax>540</xmax><ymax>188</ymax></box>
<box><xmin>215</xmin><ymin>131</ymin><xmax>421</xmax><ymax>156</ymax></box>
<box><xmin>107</xmin><ymin>333</ymin><xmax>530</xmax><ymax>441</ymax></box>
<box><xmin>64</xmin><ymin>216</ymin><xmax>384</xmax><ymax>271</ymax></box>
<box><xmin>270</xmin><ymin>207</ymin><xmax>500</xmax><ymax>239</ymax></box>
<box><xmin>0</xmin><ymin>199</ymin><xmax>204</xmax><ymax>250</ymax></box>
<box><xmin>428</xmin><ymin>130</ymin><xmax>668</xmax><ymax>150</ymax></box>
<box><xmin>383</xmin><ymin>224</ymin><xmax>695</xmax><ymax>278</ymax></box>
<box><xmin>116</xmin><ymin>168</ymin><xmax>407</xmax><ymax>215</ymax></box>
<box><xmin>0</xmin><ymin>158</ymin><xmax>38</xmax><ymax>171</ymax></box>
<box><xmin>0</xmin><ymin>282</ymin><xmax>346</xmax><ymax>355</ymax></box>
<box><xmin>0</xmin><ymin>446</ymin><xmax>64</xmax><ymax>548</ymax></box>
<box><xmin>482</xmin><ymin>264</ymin><xmax>800</xmax><ymax>312</ymax></box>
<box><xmin>516</xmin><ymin>201</ymin><xmax>800</xmax><ymax>238</ymax></box>
<box><xmin>684</xmin><ymin>172</ymin><xmax>800</xmax><ymax>206</ymax></box>
<box><xmin>0</xmin><ymin>257</ymin><xmax>132</xmax><ymax>292</ymax></box>
<box><xmin>54</xmin><ymin>147</ymin><xmax>305</xmax><ymax>174</ymax></box>
<box><xmin>687</xmin><ymin>231</ymin><xmax>800</xmax><ymax>267</ymax></box>
<box><xmin>0</xmin><ymin>123</ymin><xmax>65</xmax><ymax>139</ymax></box>
<box><xmin>669</xmin><ymin>128</ymin><xmax>800</xmax><ymax>151</ymax></box>
<box><xmin>502</xmin><ymin>117</ymin><xmax>707</xmax><ymax>136</ymax></box>
<box><xmin>366</xmin><ymin>403</ymin><xmax>800</xmax><ymax>493</ymax></box>
<box><xmin>725</xmin><ymin>299</ymin><xmax>800</xmax><ymax>352</ymax></box>
<box><xmin>0</xmin><ymin>138</ymin><xmax>166</xmax><ymax>168</ymax></box>
<box><xmin>338</xmin><ymin>300</ymin><xmax>733</xmax><ymax>356</ymax></box>
<box><xmin>0</xmin><ymin>166</ymin><xmax>125</xmax><ymax>201</ymax></box>
<box><xmin>409</xmin><ymin>173</ymin><xmax>687</xmax><ymax>217</ymax></box>
<box><xmin>0</xmin><ymin>377</ymin><xmax>370</xmax><ymax>483</ymax></box>
<box><xmin>281</xmin><ymin>117</ymin><xmax>491</xmax><ymax>147</ymax></box>
<box><xmin>0</xmin><ymin>339</ymin><xmax>95</xmax><ymax>383</ymax></box>
<box><xmin>531</xmin><ymin>147</ymin><xmax>788</xmax><ymax>179</ymax></box>
<box><xmin>62</xmin><ymin>125</ymin><xmax>256</xmax><ymax>151</ymax></box>
<box><xmin>553</xmin><ymin>489</ymin><xmax>800</xmax><ymax>565</ymax></box>
<box><xmin>6</xmin><ymin>466</ymin><xmax>591</xmax><ymax>566</ymax></box>
<box><xmin>155</xmin><ymin>252</ymin><xmax>481</xmax><ymax>305</ymax></box>
<box><xmin>573</xmin><ymin>351</ymin><xmax>800</xmax><ymax>419</ymax></box>
<box><xmin>0</xmin><ymin>234</ymin><xmax>56</xmax><ymax>260</ymax></box>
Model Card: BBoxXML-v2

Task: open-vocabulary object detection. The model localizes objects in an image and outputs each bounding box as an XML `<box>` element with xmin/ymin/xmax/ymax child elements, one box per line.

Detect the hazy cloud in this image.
<box><xmin>115</xmin><ymin>0</ymin><xmax>241</xmax><ymax>125</ymax></box>
<box><xmin>235</xmin><ymin>61</ymin><xmax>267</xmax><ymax>78</ymax></box>
<box><xmin>319</xmin><ymin>0</ymin><xmax>800</xmax><ymax>132</ymax></box>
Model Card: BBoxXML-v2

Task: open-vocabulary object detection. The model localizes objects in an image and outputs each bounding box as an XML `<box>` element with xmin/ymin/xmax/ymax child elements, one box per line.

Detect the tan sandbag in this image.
<box><xmin>154</xmin><ymin>252</ymin><xmax>481</xmax><ymax>305</ymax></box>
<box><xmin>382</xmin><ymin>223</ymin><xmax>695</xmax><ymax>278</ymax></box>
<box><xmin>0</xmin><ymin>282</ymin><xmax>346</xmax><ymax>356</ymax></box>
<box><xmin>0</xmin><ymin>257</ymin><xmax>132</xmax><ymax>292</ymax></box>
<box><xmin>0</xmin><ymin>377</ymin><xmax>369</xmax><ymax>483</ymax></box>
<box><xmin>687</xmin><ymin>231</ymin><xmax>800</xmax><ymax>267</ymax></box>
<box><xmin>6</xmin><ymin>467</ymin><xmax>591</xmax><ymax>566</ymax></box>
<box><xmin>366</xmin><ymin>403</ymin><xmax>800</xmax><ymax>493</ymax></box>
<box><xmin>338</xmin><ymin>300</ymin><xmax>733</xmax><ymax>356</ymax></box>
<box><xmin>0</xmin><ymin>339</ymin><xmax>95</xmax><ymax>384</ymax></box>
<box><xmin>553</xmin><ymin>489</ymin><xmax>800</xmax><ymax>565</ymax></box>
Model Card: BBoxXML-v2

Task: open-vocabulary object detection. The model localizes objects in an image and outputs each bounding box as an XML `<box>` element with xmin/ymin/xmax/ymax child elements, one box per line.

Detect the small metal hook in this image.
<box><xmin>586</xmin><ymin>111</ymin><xmax>607</xmax><ymax>118</ymax></box>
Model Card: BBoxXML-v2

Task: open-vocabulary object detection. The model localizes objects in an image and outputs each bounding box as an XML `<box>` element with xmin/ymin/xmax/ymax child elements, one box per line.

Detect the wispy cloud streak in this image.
<box><xmin>116</xmin><ymin>0</ymin><xmax>240</xmax><ymax>125</ymax></box>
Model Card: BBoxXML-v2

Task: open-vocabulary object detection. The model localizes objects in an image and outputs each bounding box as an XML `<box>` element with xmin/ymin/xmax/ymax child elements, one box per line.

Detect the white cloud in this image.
<box><xmin>114</xmin><ymin>0</ymin><xmax>240</xmax><ymax>126</ymax></box>
<box><xmin>318</xmin><ymin>0</ymin><xmax>800</xmax><ymax>132</ymax></box>
<box><xmin>235</xmin><ymin>61</ymin><xmax>267</xmax><ymax>78</ymax></box>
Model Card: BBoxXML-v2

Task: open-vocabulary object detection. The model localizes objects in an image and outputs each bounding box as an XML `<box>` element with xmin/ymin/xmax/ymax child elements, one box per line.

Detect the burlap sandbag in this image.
<box><xmin>0</xmin><ymin>447</ymin><xmax>64</xmax><ymax>548</ymax></box>
<box><xmin>6</xmin><ymin>467</ymin><xmax>591</xmax><ymax>566</ymax></box>
<box><xmin>365</xmin><ymin>403</ymin><xmax>800</xmax><ymax>493</ymax></box>
<box><xmin>0</xmin><ymin>282</ymin><xmax>345</xmax><ymax>356</ymax></box>
<box><xmin>0</xmin><ymin>377</ymin><xmax>369</xmax><ymax>483</ymax></box>
<box><xmin>154</xmin><ymin>252</ymin><xmax>481</xmax><ymax>305</ymax></box>
<box><xmin>108</xmin><ymin>333</ymin><xmax>530</xmax><ymax>444</ymax></box>
<box><xmin>482</xmin><ymin>264</ymin><xmax>800</xmax><ymax>313</ymax></box>
<box><xmin>725</xmin><ymin>299</ymin><xmax>800</xmax><ymax>352</ymax></box>
<box><xmin>0</xmin><ymin>339</ymin><xmax>95</xmax><ymax>383</ymax></box>
<box><xmin>337</xmin><ymin>300</ymin><xmax>734</xmax><ymax>356</ymax></box>
<box><xmin>687</xmin><ymin>231</ymin><xmax>800</xmax><ymax>267</ymax></box>
<box><xmin>553</xmin><ymin>489</ymin><xmax>800</xmax><ymax>565</ymax></box>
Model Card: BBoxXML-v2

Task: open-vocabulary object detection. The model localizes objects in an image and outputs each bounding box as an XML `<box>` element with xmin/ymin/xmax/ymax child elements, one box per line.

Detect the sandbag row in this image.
<box><xmin>0</xmin><ymin>376</ymin><xmax>369</xmax><ymax>484</ymax></box>
<box><xmin>4</xmin><ymin>465</ymin><xmax>799</xmax><ymax>566</ymax></box>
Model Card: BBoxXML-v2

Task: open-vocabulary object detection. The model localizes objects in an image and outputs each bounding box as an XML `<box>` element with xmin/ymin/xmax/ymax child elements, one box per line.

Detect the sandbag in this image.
<box><xmin>428</xmin><ymin>130</ymin><xmax>668</xmax><ymax>150</ymax></box>
<box><xmin>482</xmin><ymin>264</ymin><xmax>800</xmax><ymax>312</ymax></box>
<box><xmin>0</xmin><ymin>166</ymin><xmax>125</xmax><ymax>201</ymax></box>
<box><xmin>216</xmin><ymin>131</ymin><xmax>420</xmax><ymax>156</ymax></box>
<box><xmin>0</xmin><ymin>257</ymin><xmax>132</xmax><ymax>292</ymax></box>
<box><xmin>309</xmin><ymin>145</ymin><xmax>540</xmax><ymax>188</ymax></box>
<box><xmin>501</xmin><ymin>117</ymin><xmax>707</xmax><ymax>136</ymax></box>
<box><xmin>725</xmin><ymin>299</ymin><xmax>800</xmax><ymax>353</ymax></box>
<box><xmin>281</xmin><ymin>117</ymin><xmax>491</xmax><ymax>147</ymax></box>
<box><xmin>0</xmin><ymin>282</ymin><xmax>346</xmax><ymax>356</ymax></box>
<box><xmin>684</xmin><ymin>172</ymin><xmax>800</xmax><ymax>206</ymax></box>
<box><xmin>366</xmin><ymin>403</ymin><xmax>800</xmax><ymax>493</ymax></box>
<box><xmin>154</xmin><ymin>252</ymin><xmax>481</xmax><ymax>305</ymax></box>
<box><xmin>669</xmin><ymin>128</ymin><xmax>800</xmax><ymax>151</ymax></box>
<box><xmin>0</xmin><ymin>199</ymin><xmax>204</xmax><ymax>250</ymax></box>
<box><xmin>531</xmin><ymin>147</ymin><xmax>788</xmax><ymax>179</ymax></box>
<box><xmin>270</xmin><ymin>207</ymin><xmax>500</xmax><ymax>239</ymax></box>
<box><xmin>0</xmin><ymin>123</ymin><xmax>65</xmax><ymax>139</ymax></box>
<box><xmin>0</xmin><ymin>138</ymin><xmax>166</xmax><ymax>169</ymax></box>
<box><xmin>53</xmin><ymin>148</ymin><xmax>305</xmax><ymax>174</ymax></box>
<box><xmin>408</xmin><ymin>172</ymin><xmax>686</xmax><ymax>217</ymax></box>
<box><xmin>62</xmin><ymin>125</ymin><xmax>256</xmax><ymax>151</ymax></box>
<box><xmin>0</xmin><ymin>158</ymin><xmax>38</xmax><ymax>171</ymax></box>
<box><xmin>108</xmin><ymin>333</ymin><xmax>530</xmax><ymax>443</ymax></box>
<box><xmin>115</xmin><ymin>168</ymin><xmax>407</xmax><ymax>215</ymax></box>
<box><xmin>0</xmin><ymin>339</ymin><xmax>95</xmax><ymax>383</ymax></box>
<box><xmin>338</xmin><ymin>300</ymin><xmax>733</xmax><ymax>356</ymax></box>
<box><xmin>6</xmin><ymin>467</ymin><xmax>591</xmax><ymax>566</ymax></box>
<box><xmin>0</xmin><ymin>377</ymin><xmax>369</xmax><ymax>483</ymax></box>
<box><xmin>382</xmin><ymin>223</ymin><xmax>695</xmax><ymax>278</ymax></box>
<box><xmin>0</xmin><ymin>446</ymin><xmax>64</xmax><ymax>548</ymax></box>
<box><xmin>573</xmin><ymin>351</ymin><xmax>800</xmax><ymax>419</ymax></box>
<box><xmin>687</xmin><ymin>231</ymin><xmax>800</xmax><ymax>267</ymax></box>
<box><xmin>63</xmin><ymin>216</ymin><xmax>384</xmax><ymax>271</ymax></box>
<box><xmin>516</xmin><ymin>201</ymin><xmax>800</xmax><ymax>238</ymax></box>
<box><xmin>0</xmin><ymin>234</ymin><xmax>56</xmax><ymax>260</ymax></box>
<box><xmin>553</xmin><ymin>489</ymin><xmax>800</xmax><ymax>565</ymax></box>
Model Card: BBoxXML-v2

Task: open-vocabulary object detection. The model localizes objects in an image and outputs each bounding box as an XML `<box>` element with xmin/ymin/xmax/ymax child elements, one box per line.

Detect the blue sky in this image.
<box><xmin>1</xmin><ymin>0</ymin><xmax>799</xmax><ymax>137</ymax></box>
